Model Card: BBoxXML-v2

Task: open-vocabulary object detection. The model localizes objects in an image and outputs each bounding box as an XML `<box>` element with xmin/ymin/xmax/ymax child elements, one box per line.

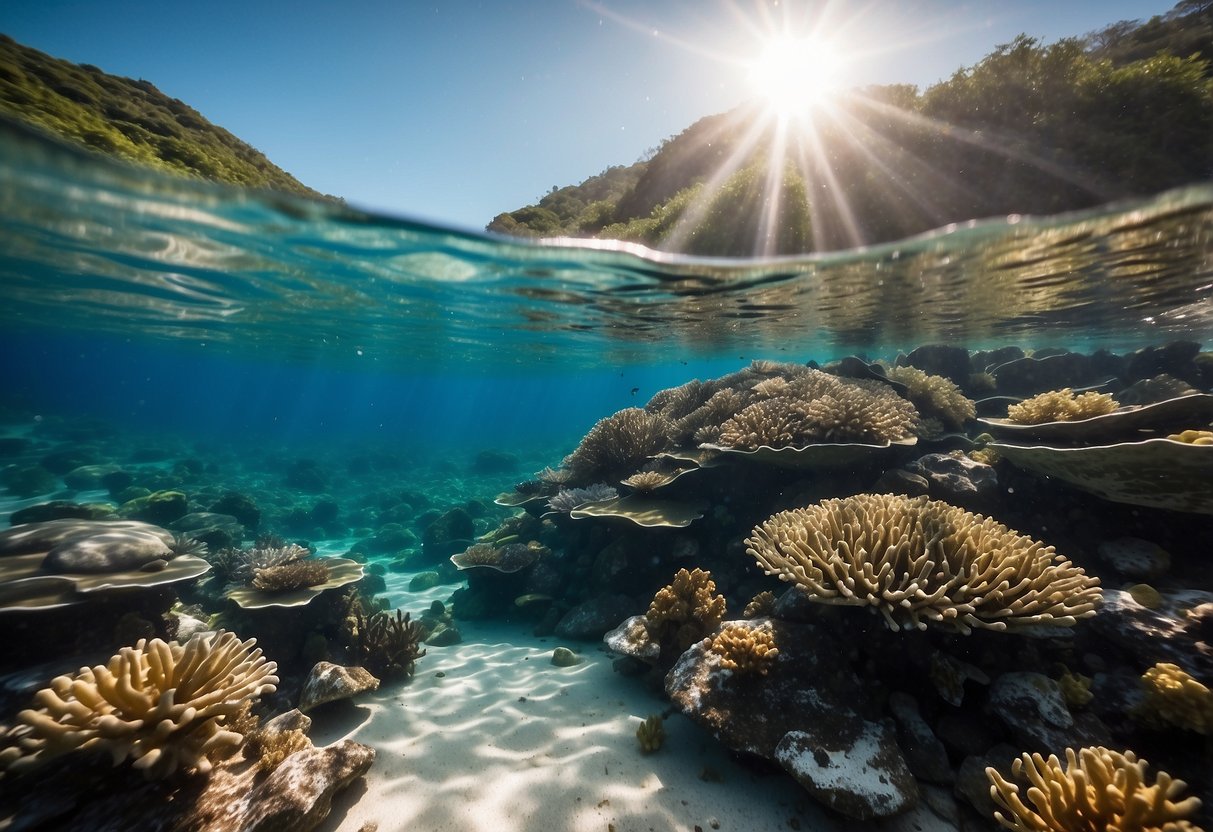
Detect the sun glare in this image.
<box><xmin>747</xmin><ymin>35</ymin><xmax>845</xmax><ymax>116</ymax></box>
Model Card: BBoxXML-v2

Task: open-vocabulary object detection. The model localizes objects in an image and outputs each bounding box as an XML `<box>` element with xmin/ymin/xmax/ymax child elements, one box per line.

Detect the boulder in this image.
<box><xmin>899</xmin><ymin>345</ymin><xmax>973</xmax><ymax>385</ymax></box>
<box><xmin>1096</xmin><ymin>537</ymin><xmax>1171</xmax><ymax>581</ymax></box>
<box><xmin>554</xmin><ymin>594</ymin><xmax>637</xmax><ymax>640</ymax></box>
<box><xmin>299</xmin><ymin>662</ymin><xmax>380</xmax><ymax>711</ymax></box>
<box><xmin>1090</xmin><ymin>588</ymin><xmax>1213</xmax><ymax>684</ymax></box>
<box><xmin>118</xmin><ymin>490</ymin><xmax>189</xmax><ymax>525</ymax></box>
<box><xmin>905</xmin><ymin>454</ymin><xmax>997</xmax><ymax>508</ymax></box>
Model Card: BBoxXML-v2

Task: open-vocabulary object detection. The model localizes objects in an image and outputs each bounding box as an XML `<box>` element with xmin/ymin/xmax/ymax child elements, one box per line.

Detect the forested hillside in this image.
<box><xmin>488</xmin><ymin>1</ymin><xmax>1213</xmax><ymax>255</ymax></box>
<box><xmin>0</xmin><ymin>34</ymin><xmax>322</xmax><ymax>197</ymax></box>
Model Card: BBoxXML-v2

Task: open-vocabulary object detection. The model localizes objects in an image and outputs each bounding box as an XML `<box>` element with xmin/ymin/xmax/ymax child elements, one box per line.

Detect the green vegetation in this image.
<box><xmin>489</xmin><ymin>1</ymin><xmax>1213</xmax><ymax>255</ymax></box>
<box><xmin>0</xmin><ymin>34</ymin><xmax>322</xmax><ymax>197</ymax></box>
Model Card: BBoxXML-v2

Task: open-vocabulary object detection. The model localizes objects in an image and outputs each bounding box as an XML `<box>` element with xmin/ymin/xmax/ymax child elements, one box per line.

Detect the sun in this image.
<box><xmin>747</xmin><ymin>35</ymin><xmax>846</xmax><ymax>116</ymax></box>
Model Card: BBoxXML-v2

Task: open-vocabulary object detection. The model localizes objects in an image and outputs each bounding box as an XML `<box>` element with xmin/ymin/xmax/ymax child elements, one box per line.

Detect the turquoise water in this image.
<box><xmin>1</xmin><ymin>118</ymin><xmax>1211</xmax><ymax>444</ymax></box>
<box><xmin>1</xmin><ymin>118</ymin><xmax>1213</xmax><ymax>831</ymax></box>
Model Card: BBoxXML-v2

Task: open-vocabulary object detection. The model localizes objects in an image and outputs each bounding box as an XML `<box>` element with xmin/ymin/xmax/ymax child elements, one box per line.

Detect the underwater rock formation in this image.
<box><xmin>0</xmin><ymin>630</ymin><xmax>278</xmax><ymax>779</ymax></box>
<box><xmin>746</xmin><ymin>493</ymin><xmax>1101</xmax><ymax>633</ymax></box>
<box><xmin>298</xmin><ymin>662</ymin><xmax>380</xmax><ymax>712</ymax></box>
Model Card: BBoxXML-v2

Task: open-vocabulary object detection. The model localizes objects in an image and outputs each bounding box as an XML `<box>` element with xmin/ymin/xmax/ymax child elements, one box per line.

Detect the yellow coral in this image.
<box><xmin>746</xmin><ymin>493</ymin><xmax>1101</xmax><ymax>634</ymax></box>
<box><xmin>986</xmin><ymin>747</ymin><xmax>1202</xmax><ymax>832</ymax></box>
<box><xmin>646</xmin><ymin>568</ymin><xmax>727</xmax><ymax>652</ymax></box>
<box><xmin>0</xmin><ymin>631</ymin><xmax>277</xmax><ymax>779</ymax></box>
<box><xmin>887</xmin><ymin>365</ymin><xmax>977</xmax><ymax>430</ymax></box>
<box><xmin>636</xmin><ymin>715</ymin><xmax>665</xmax><ymax>754</ymax></box>
<box><xmin>706</xmin><ymin>624</ymin><xmax>779</xmax><ymax>676</ymax></box>
<box><xmin>1167</xmin><ymin>429</ymin><xmax>1213</xmax><ymax>446</ymax></box>
<box><xmin>1058</xmin><ymin>672</ymin><xmax>1093</xmax><ymax>709</ymax></box>
<box><xmin>1127</xmin><ymin>584</ymin><xmax>1163</xmax><ymax>610</ymax></box>
<box><xmin>1135</xmin><ymin>663</ymin><xmax>1213</xmax><ymax>735</ymax></box>
<box><xmin>1006</xmin><ymin>389</ymin><xmax>1118</xmax><ymax>424</ymax></box>
<box><xmin>743</xmin><ymin>590</ymin><xmax>777</xmax><ymax>618</ymax></box>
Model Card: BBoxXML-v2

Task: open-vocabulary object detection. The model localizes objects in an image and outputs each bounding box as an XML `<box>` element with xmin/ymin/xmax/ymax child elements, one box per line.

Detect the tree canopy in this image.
<box><xmin>489</xmin><ymin>1</ymin><xmax>1213</xmax><ymax>255</ymax></box>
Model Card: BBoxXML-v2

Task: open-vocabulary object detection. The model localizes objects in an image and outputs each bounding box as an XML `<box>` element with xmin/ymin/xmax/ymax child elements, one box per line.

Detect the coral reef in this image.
<box><xmin>167</xmin><ymin>533</ymin><xmax>209</xmax><ymax>558</ymax></box>
<box><xmin>645</xmin><ymin>567</ymin><xmax>727</xmax><ymax>654</ymax></box>
<box><xmin>986</xmin><ymin>747</ymin><xmax>1203</xmax><ymax>832</ymax></box>
<box><xmin>1006</xmin><ymin>389</ymin><xmax>1119</xmax><ymax>424</ymax></box>
<box><xmin>450</xmin><ymin>541</ymin><xmax>543</xmax><ymax>573</ymax></box>
<box><xmin>636</xmin><ymin>715</ymin><xmax>665</xmax><ymax>754</ymax></box>
<box><xmin>561</xmin><ymin>408</ymin><xmax>672</xmax><ymax>485</ymax></box>
<box><xmin>706</xmin><ymin>622</ymin><xmax>779</xmax><ymax>675</ymax></box>
<box><xmin>246</xmin><ymin>723</ymin><xmax>310</xmax><ymax>772</ymax></box>
<box><xmin>348</xmin><ymin>607</ymin><xmax>428</xmax><ymax>680</ymax></box>
<box><xmin>1135</xmin><ymin>662</ymin><xmax>1213</xmax><ymax>735</ymax></box>
<box><xmin>886</xmin><ymin>365</ymin><xmax>976</xmax><ymax>430</ymax></box>
<box><xmin>0</xmin><ymin>630</ymin><xmax>278</xmax><ymax>779</ymax></box>
<box><xmin>746</xmin><ymin>493</ymin><xmax>1102</xmax><ymax>633</ymax></box>
<box><xmin>251</xmin><ymin>559</ymin><xmax>332</xmax><ymax>592</ymax></box>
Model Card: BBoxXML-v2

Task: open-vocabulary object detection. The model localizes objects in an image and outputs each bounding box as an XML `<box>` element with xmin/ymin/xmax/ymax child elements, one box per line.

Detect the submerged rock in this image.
<box><xmin>1096</xmin><ymin>537</ymin><xmax>1171</xmax><ymax>581</ymax></box>
<box><xmin>554</xmin><ymin>594</ymin><xmax>637</xmax><ymax>640</ymax></box>
<box><xmin>299</xmin><ymin>662</ymin><xmax>380</xmax><ymax>711</ymax></box>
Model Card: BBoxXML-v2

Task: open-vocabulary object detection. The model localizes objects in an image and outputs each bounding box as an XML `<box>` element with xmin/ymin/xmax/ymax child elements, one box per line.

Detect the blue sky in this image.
<box><xmin>0</xmin><ymin>1</ymin><xmax>1179</xmax><ymax>231</ymax></box>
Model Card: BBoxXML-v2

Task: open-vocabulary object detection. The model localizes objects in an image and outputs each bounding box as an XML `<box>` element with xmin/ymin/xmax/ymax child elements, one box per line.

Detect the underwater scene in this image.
<box><xmin>0</xmin><ymin>119</ymin><xmax>1212</xmax><ymax>832</ymax></box>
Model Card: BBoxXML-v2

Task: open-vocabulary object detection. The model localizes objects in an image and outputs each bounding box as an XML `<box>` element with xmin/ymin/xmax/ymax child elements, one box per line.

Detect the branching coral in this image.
<box><xmin>745</xmin><ymin>493</ymin><xmax>1101</xmax><ymax>634</ymax></box>
<box><xmin>743</xmin><ymin>590</ymin><xmax>777</xmax><ymax>618</ymax></box>
<box><xmin>1006</xmin><ymin>389</ymin><xmax>1119</xmax><ymax>424</ymax></box>
<box><xmin>1134</xmin><ymin>662</ymin><xmax>1213</xmax><ymax>735</ymax></box>
<box><xmin>799</xmin><ymin>386</ymin><xmax>918</xmax><ymax>444</ymax></box>
<box><xmin>251</xmin><ymin>559</ymin><xmax>332</xmax><ymax>592</ymax></box>
<box><xmin>546</xmin><ymin>484</ymin><xmax>618</xmax><ymax>512</ymax></box>
<box><xmin>0</xmin><ymin>630</ymin><xmax>278</xmax><ymax>779</ymax></box>
<box><xmin>986</xmin><ymin>747</ymin><xmax>1202</xmax><ymax>832</ymax></box>
<box><xmin>636</xmin><ymin>714</ymin><xmax>665</xmax><ymax>754</ymax></box>
<box><xmin>621</xmin><ymin>470</ymin><xmax>675</xmax><ymax>493</ymax></box>
<box><xmin>887</xmin><ymin>365</ymin><xmax>976</xmax><ymax>430</ymax></box>
<box><xmin>706</xmin><ymin>623</ymin><xmax>779</xmax><ymax>676</ymax></box>
<box><xmin>645</xmin><ymin>568</ymin><xmax>727</xmax><ymax>653</ymax></box>
<box><xmin>348</xmin><ymin>607</ymin><xmax>427</xmax><ymax>680</ymax></box>
<box><xmin>562</xmin><ymin>408</ymin><xmax>673</xmax><ymax>485</ymax></box>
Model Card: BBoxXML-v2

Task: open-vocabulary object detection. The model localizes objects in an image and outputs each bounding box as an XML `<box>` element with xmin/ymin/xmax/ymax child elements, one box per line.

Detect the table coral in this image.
<box><xmin>986</xmin><ymin>747</ymin><xmax>1202</xmax><ymax>832</ymax></box>
<box><xmin>746</xmin><ymin>493</ymin><xmax>1101</xmax><ymax>633</ymax></box>
<box><xmin>0</xmin><ymin>630</ymin><xmax>278</xmax><ymax>779</ymax></box>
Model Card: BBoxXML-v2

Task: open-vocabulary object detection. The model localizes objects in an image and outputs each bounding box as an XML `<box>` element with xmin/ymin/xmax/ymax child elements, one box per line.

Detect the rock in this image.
<box><xmin>955</xmin><ymin>754</ymin><xmax>999</xmax><ymax>819</ymax></box>
<box><xmin>554</xmin><ymin>594</ymin><xmax>637</xmax><ymax>640</ymax></box>
<box><xmin>192</xmin><ymin>739</ymin><xmax>375</xmax><ymax>831</ymax></box>
<box><xmin>299</xmin><ymin>662</ymin><xmax>380</xmax><ymax>711</ymax></box>
<box><xmin>992</xmin><ymin>352</ymin><xmax>1100</xmax><ymax>396</ymax></box>
<box><xmin>928</xmin><ymin>651</ymin><xmax>990</xmax><ymax>707</ymax></box>
<box><xmin>666</xmin><ymin>618</ymin><xmax>911</xmax><ymax>818</ymax></box>
<box><xmin>63</xmin><ymin>464</ymin><xmax>123</xmax><ymax>490</ymax></box>
<box><xmin>10</xmin><ymin>501</ymin><xmax>114</xmax><ymax>525</ymax></box>
<box><xmin>421</xmin><ymin>508</ymin><xmax>475</xmax><ymax>561</ymax></box>
<box><xmin>1096</xmin><ymin>537</ymin><xmax>1171</xmax><ymax>581</ymax></box>
<box><xmin>871</xmin><ymin>469</ymin><xmax>930</xmax><ymax>498</ymax></box>
<box><xmin>175</xmin><ymin>613</ymin><xmax>211</xmax><ymax>642</ymax></box>
<box><xmin>1</xmin><ymin>464</ymin><xmax>57</xmax><ymax>498</ymax></box>
<box><xmin>100</xmin><ymin>469</ymin><xmax>134</xmax><ymax>496</ymax></box>
<box><xmin>971</xmin><ymin>347</ymin><xmax>1026</xmax><ymax>373</ymax></box>
<box><xmin>284</xmin><ymin>460</ymin><xmax>328</xmax><ymax>493</ymax></box>
<box><xmin>209</xmin><ymin>492</ymin><xmax>261</xmax><ymax>529</ymax></box>
<box><xmin>358</xmin><ymin>525</ymin><xmax>418</xmax><ymax>555</ymax></box>
<box><xmin>1090</xmin><ymin>588</ymin><xmax>1213</xmax><ymax>684</ymax></box>
<box><xmin>774</xmin><ymin>720</ymin><xmax>918</xmax><ymax>820</ymax></box>
<box><xmin>117</xmin><ymin>490</ymin><xmax>189</xmax><ymax>525</ymax></box>
<box><xmin>935</xmin><ymin>713</ymin><xmax>999</xmax><ymax>761</ymax></box>
<box><xmin>919</xmin><ymin>783</ymin><xmax>961</xmax><ymax>826</ymax></box>
<box><xmin>408</xmin><ymin>571</ymin><xmax>441</xmax><ymax>591</ymax></box>
<box><xmin>888</xmin><ymin>692</ymin><xmax>953</xmax><ymax>784</ymax></box>
<box><xmin>603</xmin><ymin>614</ymin><xmax>662</xmax><ymax>663</ymax></box>
<box><xmin>425</xmin><ymin>623</ymin><xmax>462</xmax><ymax>646</ymax></box>
<box><xmin>39</xmin><ymin>447</ymin><xmax>96</xmax><ymax>475</ymax></box>
<box><xmin>471</xmin><ymin>450</ymin><xmax>519</xmax><ymax>474</ymax></box>
<box><xmin>551</xmin><ymin>646</ymin><xmax>581</xmax><ymax>667</ymax></box>
<box><xmin>0</xmin><ymin>436</ymin><xmax>32</xmax><ymax>457</ymax></box>
<box><xmin>985</xmin><ymin>672</ymin><xmax>1072</xmax><ymax>754</ymax></box>
<box><xmin>43</xmin><ymin>529</ymin><xmax>172</xmax><ymax>573</ymax></box>
<box><xmin>169</xmin><ymin>512</ymin><xmax>244</xmax><ymax>550</ymax></box>
<box><xmin>899</xmin><ymin>345</ymin><xmax>973</xmax><ymax>385</ymax></box>
<box><xmin>906</xmin><ymin>454</ymin><xmax>997</xmax><ymax>507</ymax></box>
<box><xmin>1125</xmin><ymin>340</ymin><xmax>1202</xmax><ymax>384</ymax></box>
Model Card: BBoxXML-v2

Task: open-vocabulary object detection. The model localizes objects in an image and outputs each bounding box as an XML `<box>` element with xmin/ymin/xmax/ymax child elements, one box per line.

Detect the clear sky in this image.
<box><xmin>0</xmin><ymin>1</ymin><xmax>1179</xmax><ymax>231</ymax></box>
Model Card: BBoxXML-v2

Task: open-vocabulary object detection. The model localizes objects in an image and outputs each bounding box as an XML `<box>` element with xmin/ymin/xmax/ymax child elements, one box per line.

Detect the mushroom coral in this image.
<box><xmin>0</xmin><ymin>630</ymin><xmax>277</xmax><ymax>779</ymax></box>
<box><xmin>986</xmin><ymin>747</ymin><xmax>1202</xmax><ymax>832</ymax></box>
<box><xmin>745</xmin><ymin>493</ymin><xmax>1101</xmax><ymax>634</ymax></box>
